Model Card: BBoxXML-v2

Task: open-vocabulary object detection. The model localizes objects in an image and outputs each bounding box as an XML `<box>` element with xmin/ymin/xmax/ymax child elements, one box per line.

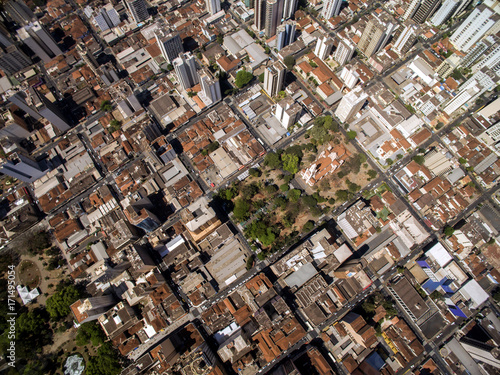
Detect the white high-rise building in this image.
<box><xmin>282</xmin><ymin>0</ymin><xmax>298</xmax><ymax>19</ymax></box>
<box><xmin>17</xmin><ymin>21</ymin><xmax>62</xmax><ymax>63</ymax></box>
<box><xmin>173</xmin><ymin>53</ymin><xmax>199</xmax><ymax>90</ymax></box>
<box><xmin>207</xmin><ymin>0</ymin><xmax>221</xmax><ymax>15</ymax></box>
<box><xmin>200</xmin><ymin>69</ymin><xmax>222</xmax><ymax>105</ymax></box>
<box><xmin>264</xmin><ymin>60</ymin><xmax>286</xmax><ymax>97</ymax></box>
<box><xmin>430</xmin><ymin>0</ymin><xmax>461</xmax><ymax>25</ymax></box>
<box><xmin>314</xmin><ymin>34</ymin><xmax>334</xmax><ymax>60</ymax></box>
<box><xmin>254</xmin><ymin>0</ymin><xmax>267</xmax><ymax>31</ymax></box>
<box><xmin>155</xmin><ymin>30</ymin><xmax>184</xmax><ymax>63</ymax></box>
<box><xmin>265</xmin><ymin>0</ymin><xmax>284</xmax><ymax>37</ymax></box>
<box><xmin>0</xmin><ymin>151</ymin><xmax>47</xmax><ymax>183</ymax></box>
<box><xmin>277</xmin><ymin>20</ymin><xmax>296</xmax><ymax>51</ymax></box>
<box><xmin>124</xmin><ymin>0</ymin><xmax>149</xmax><ymax>23</ymax></box>
<box><xmin>392</xmin><ymin>24</ymin><xmax>417</xmax><ymax>56</ymax></box>
<box><xmin>94</xmin><ymin>4</ymin><xmax>121</xmax><ymax>31</ymax></box>
<box><xmin>335</xmin><ymin>36</ymin><xmax>355</xmax><ymax>66</ymax></box>
<box><xmin>335</xmin><ymin>86</ymin><xmax>368</xmax><ymax>123</ymax></box>
<box><xmin>274</xmin><ymin>96</ymin><xmax>302</xmax><ymax>128</ymax></box>
<box><xmin>450</xmin><ymin>5</ymin><xmax>499</xmax><ymax>52</ymax></box>
<box><xmin>322</xmin><ymin>0</ymin><xmax>342</xmax><ymax>19</ymax></box>
<box><xmin>402</xmin><ymin>0</ymin><xmax>420</xmax><ymax>20</ymax></box>
<box><xmin>357</xmin><ymin>17</ymin><xmax>395</xmax><ymax>57</ymax></box>
<box><xmin>472</xmin><ymin>43</ymin><xmax>500</xmax><ymax>73</ymax></box>
<box><xmin>340</xmin><ymin>65</ymin><xmax>359</xmax><ymax>89</ymax></box>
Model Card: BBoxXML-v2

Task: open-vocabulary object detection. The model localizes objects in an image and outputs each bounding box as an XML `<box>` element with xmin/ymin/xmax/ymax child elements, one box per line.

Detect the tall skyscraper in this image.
<box><xmin>155</xmin><ymin>30</ymin><xmax>184</xmax><ymax>63</ymax></box>
<box><xmin>124</xmin><ymin>0</ymin><xmax>149</xmax><ymax>24</ymax></box>
<box><xmin>314</xmin><ymin>33</ymin><xmax>334</xmax><ymax>60</ymax></box>
<box><xmin>4</xmin><ymin>0</ymin><xmax>35</xmax><ymax>25</ymax></box>
<box><xmin>0</xmin><ymin>109</ymin><xmax>31</xmax><ymax>142</ymax></box>
<box><xmin>277</xmin><ymin>20</ymin><xmax>296</xmax><ymax>51</ymax></box>
<box><xmin>460</xmin><ymin>37</ymin><xmax>493</xmax><ymax>68</ymax></box>
<box><xmin>357</xmin><ymin>18</ymin><xmax>387</xmax><ymax>57</ymax></box>
<box><xmin>412</xmin><ymin>0</ymin><xmax>442</xmax><ymax>23</ymax></box>
<box><xmin>17</xmin><ymin>21</ymin><xmax>63</xmax><ymax>63</ymax></box>
<box><xmin>244</xmin><ymin>0</ymin><xmax>254</xmax><ymax>8</ymax></box>
<box><xmin>472</xmin><ymin>42</ymin><xmax>500</xmax><ymax>73</ymax></box>
<box><xmin>322</xmin><ymin>0</ymin><xmax>342</xmax><ymax>20</ymax></box>
<box><xmin>207</xmin><ymin>0</ymin><xmax>221</xmax><ymax>14</ymax></box>
<box><xmin>402</xmin><ymin>0</ymin><xmax>420</xmax><ymax>20</ymax></box>
<box><xmin>254</xmin><ymin>0</ymin><xmax>267</xmax><ymax>30</ymax></box>
<box><xmin>200</xmin><ymin>69</ymin><xmax>222</xmax><ymax>105</ymax></box>
<box><xmin>0</xmin><ymin>45</ymin><xmax>31</xmax><ymax>75</ymax></box>
<box><xmin>430</xmin><ymin>0</ymin><xmax>461</xmax><ymax>25</ymax></box>
<box><xmin>94</xmin><ymin>4</ymin><xmax>121</xmax><ymax>31</ymax></box>
<box><xmin>282</xmin><ymin>0</ymin><xmax>298</xmax><ymax>19</ymax></box>
<box><xmin>392</xmin><ymin>24</ymin><xmax>417</xmax><ymax>56</ymax></box>
<box><xmin>265</xmin><ymin>0</ymin><xmax>284</xmax><ymax>37</ymax></box>
<box><xmin>335</xmin><ymin>86</ymin><xmax>368</xmax><ymax>123</ymax></box>
<box><xmin>173</xmin><ymin>53</ymin><xmax>199</xmax><ymax>90</ymax></box>
<box><xmin>274</xmin><ymin>97</ymin><xmax>301</xmax><ymax>128</ymax></box>
<box><xmin>76</xmin><ymin>44</ymin><xmax>99</xmax><ymax>76</ymax></box>
<box><xmin>264</xmin><ymin>60</ymin><xmax>286</xmax><ymax>97</ymax></box>
<box><xmin>335</xmin><ymin>36</ymin><xmax>355</xmax><ymax>66</ymax></box>
<box><xmin>450</xmin><ymin>5</ymin><xmax>499</xmax><ymax>52</ymax></box>
<box><xmin>0</xmin><ymin>151</ymin><xmax>48</xmax><ymax>183</ymax></box>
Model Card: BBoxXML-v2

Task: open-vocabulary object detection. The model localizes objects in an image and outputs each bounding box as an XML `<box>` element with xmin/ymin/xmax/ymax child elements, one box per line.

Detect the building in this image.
<box><xmin>207</xmin><ymin>0</ymin><xmax>221</xmax><ymax>15</ymax></box>
<box><xmin>155</xmin><ymin>30</ymin><xmax>184</xmax><ymax>63</ymax></box>
<box><xmin>335</xmin><ymin>86</ymin><xmax>367</xmax><ymax>122</ymax></box>
<box><xmin>315</xmin><ymin>34</ymin><xmax>334</xmax><ymax>60</ymax></box>
<box><xmin>264</xmin><ymin>60</ymin><xmax>286</xmax><ymax>97</ymax></box>
<box><xmin>254</xmin><ymin>0</ymin><xmax>267</xmax><ymax>31</ymax></box>
<box><xmin>0</xmin><ymin>152</ymin><xmax>47</xmax><ymax>183</ymax></box>
<box><xmin>17</xmin><ymin>21</ymin><xmax>62</xmax><ymax>63</ymax></box>
<box><xmin>0</xmin><ymin>45</ymin><xmax>31</xmax><ymax>75</ymax></box>
<box><xmin>0</xmin><ymin>109</ymin><xmax>30</xmax><ymax>142</ymax></box>
<box><xmin>392</xmin><ymin>24</ymin><xmax>417</xmax><ymax>56</ymax></box>
<box><xmin>4</xmin><ymin>0</ymin><xmax>35</xmax><ymax>25</ymax></box>
<box><xmin>460</xmin><ymin>35</ymin><xmax>497</xmax><ymax>68</ymax></box>
<box><xmin>322</xmin><ymin>0</ymin><xmax>342</xmax><ymax>19</ymax></box>
<box><xmin>200</xmin><ymin>68</ymin><xmax>222</xmax><ymax>105</ymax></box>
<box><xmin>282</xmin><ymin>0</ymin><xmax>297</xmax><ymax>19</ymax></box>
<box><xmin>472</xmin><ymin>39</ymin><xmax>500</xmax><ymax>73</ymax></box>
<box><xmin>274</xmin><ymin>96</ymin><xmax>302</xmax><ymax>128</ymax></box>
<box><xmin>301</xmin><ymin>143</ymin><xmax>350</xmax><ymax>186</ymax></box>
<box><xmin>94</xmin><ymin>4</ymin><xmax>121</xmax><ymax>31</ymax></box>
<box><xmin>357</xmin><ymin>18</ymin><xmax>390</xmax><ymax>58</ymax></box>
<box><xmin>277</xmin><ymin>20</ymin><xmax>296</xmax><ymax>51</ymax></box>
<box><xmin>430</xmin><ymin>0</ymin><xmax>461</xmax><ymax>25</ymax></box>
<box><xmin>412</xmin><ymin>0</ymin><xmax>441</xmax><ymax>23</ymax></box>
<box><xmin>173</xmin><ymin>52</ymin><xmax>199</xmax><ymax>90</ymax></box>
<box><xmin>335</xmin><ymin>37</ymin><xmax>355</xmax><ymax>66</ymax></box>
<box><xmin>340</xmin><ymin>65</ymin><xmax>359</xmax><ymax>89</ymax></box>
<box><xmin>70</xmin><ymin>295</ymin><xmax>116</xmax><ymax>324</ymax></box>
<box><xmin>124</xmin><ymin>0</ymin><xmax>149</xmax><ymax>24</ymax></box>
<box><xmin>403</xmin><ymin>0</ymin><xmax>421</xmax><ymax>20</ymax></box>
<box><xmin>265</xmin><ymin>0</ymin><xmax>284</xmax><ymax>37</ymax></box>
<box><xmin>450</xmin><ymin>5</ymin><xmax>499</xmax><ymax>53</ymax></box>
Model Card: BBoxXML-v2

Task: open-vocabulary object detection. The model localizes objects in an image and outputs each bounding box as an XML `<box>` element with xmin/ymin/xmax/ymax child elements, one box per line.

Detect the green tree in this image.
<box><xmin>265</xmin><ymin>184</ymin><xmax>278</xmax><ymax>194</ymax></box>
<box><xmin>17</xmin><ymin>308</ymin><xmax>53</xmax><ymax>350</ymax></box>
<box><xmin>233</xmin><ymin>199</ymin><xmax>251</xmax><ymax>222</ymax></box>
<box><xmin>25</xmin><ymin>231</ymin><xmax>51</xmax><ymax>255</ymax></box>
<box><xmin>246</xmin><ymin>220</ymin><xmax>277</xmax><ymax>247</ymax></box>
<box><xmin>346</xmin><ymin>130</ymin><xmax>357</xmax><ymax>140</ymax></box>
<box><xmin>46</xmin><ymin>285</ymin><xmax>83</xmax><ymax>320</ymax></box>
<box><xmin>86</xmin><ymin>342</ymin><xmax>121</xmax><ymax>375</ymax></box>
<box><xmin>443</xmin><ymin>226</ymin><xmax>455</xmax><ymax>237</ymax></box>
<box><xmin>386</xmin><ymin>158</ymin><xmax>394</xmax><ymax>166</ymax></box>
<box><xmin>109</xmin><ymin>119</ymin><xmax>121</xmax><ymax>132</ymax></box>
<box><xmin>235</xmin><ymin>70</ymin><xmax>254</xmax><ymax>88</ymax></box>
<box><xmin>264</xmin><ymin>152</ymin><xmax>282</xmax><ymax>169</ymax></box>
<box><xmin>249</xmin><ymin>168</ymin><xmax>261</xmax><ymax>177</ymax></box>
<box><xmin>258</xmin><ymin>73</ymin><xmax>265</xmax><ymax>83</ymax></box>
<box><xmin>367</xmin><ymin>169</ymin><xmax>377</xmax><ymax>179</ymax></box>
<box><xmin>335</xmin><ymin>190</ymin><xmax>349</xmax><ymax>202</ymax></box>
<box><xmin>287</xmin><ymin>189</ymin><xmax>301</xmax><ymax>202</ymax></box>
<box><xmin>76</xmin><ymin>322</ymin><xmax>106</xmax><ymax>346</ymax></box>
<box><xmin>302</xmin><ymin>220</ymin><xmax>314</xmax><ymax>232</ymax></box>
<box><xmin>241</xmin><ymin>183</ymin><xmax>259</xmax><ymax>199</ymax></box>
<box><xmin>413</xmin><ymin>155</ymin><xmax>425</xmax><ymax>165</ymax></box>
<box><xmin>246</xmin><ymin>255</ymin><xmax>254</xmax><ymax>270</ymax></box>
<box><xmin>458</xmin><ymin>157</ymin><xmax>467</xmax><ymax>165</ymax></box>
<box><xmin>281</xmin><ymin>153</ymin><xmax>299</xmax><ymax>174</ymax></box>
<box><xmin>216</xmin><ymin>34</ymin><xmax>224</xmax><ymax>44</ymax></box>
<box><xmin>280</xmin><ymin>183</ymin><xmax>290</xmax><ymax>192</ymax></box>
<box><xmin>100</xmin><ymin>100</ymin><xmax>112</xmax><ymax>112</ymax></box>
<box><xmin>283</xmin><ymin>55</ymin><xmax>295</xmax><ymax>70</ymax></box>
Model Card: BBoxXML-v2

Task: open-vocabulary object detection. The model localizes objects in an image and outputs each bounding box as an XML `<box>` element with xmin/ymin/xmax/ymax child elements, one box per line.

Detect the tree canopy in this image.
<box><xmin>246</xmin><ymin>220</ymin><xmax>277</xmax><ymax>247</ymax></box>
<box><xmin>264</xmin><ymin>152</ymin><xmax>282</xmax><ymax>169</ymax></box>
<box><xmin>76</xmin><ymin>322</ymin><xmax>106</xmax><ymax>347</ymax></box>
<box><xmin>281</xmin><ymin>153</ymin><xmax>299</xmax><ymax>174</ymax></box>
<box><xmin>235</xmin><ymin>70</ymin><xmax>254</xmax><ymax>88</ymax></box>
<box><xmin>46</xmin><ymin>284</ymin><xmax>82</xmax><ymax>320</ymax></box>
<box><xmin>233</xmin><ymin>199</ymin><xmax>251</xmax><ymax>222</ymax></box>
<box><xmin>283</xmin><ymin>55</ymin><xmax>295</xmax><ymax>70</ymax></box>
<box><xmin>86</xmin><ymin>342</ymin><xmax>121</xmax><ymax>375</ymax></box>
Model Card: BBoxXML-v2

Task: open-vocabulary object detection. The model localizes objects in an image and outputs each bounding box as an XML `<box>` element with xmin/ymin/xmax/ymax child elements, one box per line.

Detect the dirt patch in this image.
<box><xmin>482</xmin><ymin>243</ymin><xmax>500</xmax><ymax>269</ymax></box>
<box><xmin>17</xmin><ymin>260</ymin><xmax>41</xmax><ymax>289</ymax></box>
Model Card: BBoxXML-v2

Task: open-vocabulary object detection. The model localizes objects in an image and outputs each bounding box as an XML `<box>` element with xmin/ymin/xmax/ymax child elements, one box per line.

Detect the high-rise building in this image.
<box><xmin>460</xmin><ymin>35</ymin><xmax>497</xmax><ymax>68</ymax></box>
<box><xmin>277</xmin><ymin>20</ymin><xmax>296</xmax><ymax>51</ymax></box>
<box><xmin>340</xmin><ymin>65</ymin><xmax>359</xmax><ymax>89</ymax></box>
<box><xmin>70</xmin><ymin>296</ymin><xmax>116</xmax><ymax>324</ymax></box>
<box><xmin>155</xmin><ymin>30</ymin><xmax>184</xmax><ymax>63</ymax></box>
<box><xmin>274</xmin><ymin>96</ymin><xmax>302</xmax><ymax>128</ymax></box>
<box><xmin>0</xmin><ymin>45</ymin><xmax>31</xmax><ymax>75</ymax></box>
<box><xmin>321</xmin><ymin>0</ymin><xmax>342</xmax><ymax>20</ymax></box>
<box><xmin>206</xmin><ymin>0</ymin><xmax>221</xmax><ymax>14</ymax></box>
<box><xmin>314</xmin><ymin>33</ymin><xmax>334</xmax><ymax>60</ymax></box>
<box><xmin>265</xmin><ymin>0</ymin><xmax>284</xmax><ymax>37</ymax></box>
<box><xmin>335</xmin><ymin>86</ymin><xmax>368</xmax><ymax>122</ymax></box>
<box><xmin>450</xmin><ymin>5</ymin><xmax>499</xmax><ymax>52</ymax></box>
<box><xmin>412</xmin><ymin>0</ymin><xmax>442</xmax><ymax>23</ymax></box>
<box><xmin>245</xmin><ymin>0</ymin><xmax>254</xmax><ymax>8</ymax></box>
<box><xmin>124</xmin><ymin>0</ymin><xmax>149</xmax><ymax>24</ymax></box>
<box><xmin>0</xmin><ymin>109</ymin><xmax>31</xmax><ymax>142</ymax></box>
<box><xmin>94</xmin><ymin>4</ymin><xmax>121</xmax><ymax>31</ymax></box>
<box><xmin>402</xmin><ymin>0</ymin><xmax>420</xmax><ymax>20</ymax></box>
<box><xmin>173</xmin><ymin>53</ymin><xmax>199</xmax><ymax>90</ymax></box>
<box><xmin>200</xmin><ymin>68</ymin><xmax>222</xmax><ymax>104</ymax></box>
<box><xmin>282</xmin><ymin>0</ymin><xmax>298</xmax><ymax>19</ymax></box>
<box><xmin>472</xmin><ymin>42</ymin><xmax>500</xmax><ymax>73</ymax></box>
<box><xmin>76</xmin><ymin>44</ymin><xmax>99</xmax><ymax>76</ymax></box>
<box><xmin>4</xmin><ymin>0</ymin><xmax>35</xmax><ymax>25</ymax></box>
<box><xmin>430</xmin><ymin>0</ymin><xmax>461</xmax><ymax>25</ymax></box>
<box><xmin>335</xmin><ymin>36</ymin><xmax>355</xmax><ymax>66</ymax></box>
<box><xmin>254</xmin><ymin>0</ymin><xmax>267</xmax><ymax>30</ymax></box>
<box><xmin>264</xmin><ymin>60</ymin><xmax>286</xmax><ymax>97</ymax></box>
<box><xmin>357</xmin><ymin>18</ymin><xmax>387</xmax><ymax>57</ymax></box>
<box><xmin>0</xmin><ymin>151</ymin><xmax>47</xmax><ymax>183</ymax></box>
<box><xmin>392</xmin><ymin>24</ymin><xmax>417</xmax><ymax>56</ymax></box>
<box><xmin>17</xmin><ymin>21</ymin><xmax>63</xmax><ymax>63</ymax></box>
